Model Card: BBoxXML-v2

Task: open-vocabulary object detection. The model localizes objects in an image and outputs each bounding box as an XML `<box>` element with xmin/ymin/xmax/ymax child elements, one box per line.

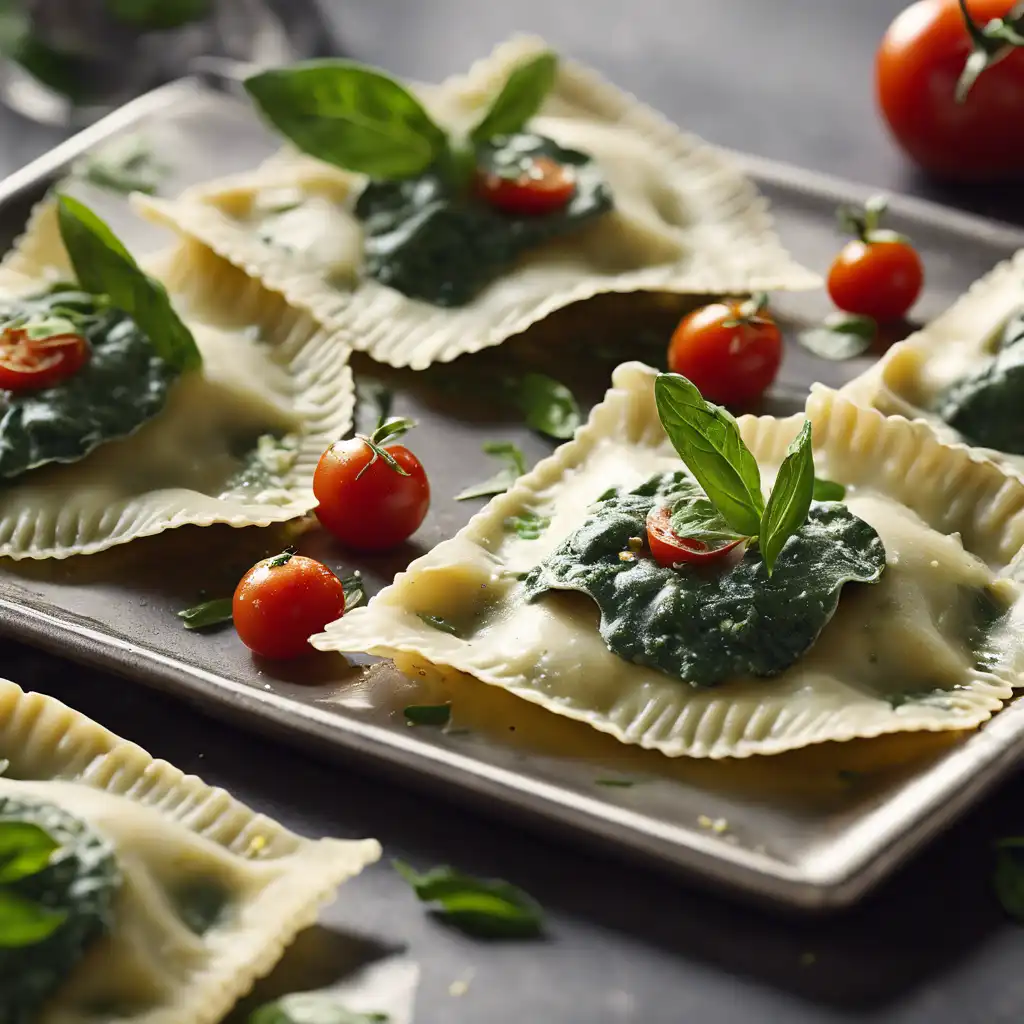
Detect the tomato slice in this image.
<box><xmin>0</xmin><ymin>327</ymin><xmax>90</xmax><ymax>392</ymax></box>
<box><xmin>476</xmin><ymin>156</ymin><xmax>576</xmax><ymax>216</ymax></box>
<box><xmin>645</xmin><ymin>506</ymin><xmax>744</xmax><ymax>568</ymax></box>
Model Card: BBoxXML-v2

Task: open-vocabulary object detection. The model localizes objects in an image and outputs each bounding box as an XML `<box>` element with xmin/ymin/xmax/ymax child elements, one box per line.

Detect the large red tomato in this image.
<box><xmin>877</xmin><ymin>0</ymin><xmax>1024</xmax><ymax>181</ymax></box>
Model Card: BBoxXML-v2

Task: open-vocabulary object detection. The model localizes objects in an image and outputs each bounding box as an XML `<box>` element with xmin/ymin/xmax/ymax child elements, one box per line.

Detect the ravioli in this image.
<box><xmin>0</xmin><ymin>678</ymin><xmax>380</xmax><ymax>1024</ymax></box>
<box><xmin>0</xmin><ymin>199</ymin><xmax>353</xmax><ymax>559</ymax></box>
<box><xmin>842</xmin><ymin>247</ymin><xmax>1024</xmax><ymax>472</ymax></box>
<box><xmin>132</xmin><ymin>35</ymin><xmax>819</xmax><ymax>370</ymax></box>
<box><xmin>314</xmin><ymin>362</ymin><xmax>1024</xmax><ymax>759</ymax></box>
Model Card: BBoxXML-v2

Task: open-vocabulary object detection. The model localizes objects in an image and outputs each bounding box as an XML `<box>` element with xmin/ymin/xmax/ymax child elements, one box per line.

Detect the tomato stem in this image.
<box><xmin>720</xmin><ymin>292</ymin><xmax>772</xmax><ymax>329</ymax></box>
<box><xmin>355</xmin><ymin>418</ymin><xmax>417</xmax><ymax>481</ymax></box>
<box><xmin>955</xmin><ymin>0</ymin><xmax>1024</xmax><ymax>101</ymax></box>
<box><xmin>266</xmin><ymin>547</ymin><xmax>296</xmax><ymax>568</ymax></box>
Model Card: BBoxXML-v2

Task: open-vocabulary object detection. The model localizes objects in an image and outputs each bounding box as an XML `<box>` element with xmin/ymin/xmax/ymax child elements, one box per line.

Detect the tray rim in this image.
<box><xmin>2</xmin><ymin>76</ymin><xmax>1024</xmax><ymax>913</ymax></box>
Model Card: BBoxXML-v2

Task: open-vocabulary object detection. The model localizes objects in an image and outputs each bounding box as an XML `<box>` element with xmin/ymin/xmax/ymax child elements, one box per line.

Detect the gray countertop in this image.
<box><xmin>5</xmin><ymin>1</ymin><xmax>1024</xmax><ymax>1021</ymax></box>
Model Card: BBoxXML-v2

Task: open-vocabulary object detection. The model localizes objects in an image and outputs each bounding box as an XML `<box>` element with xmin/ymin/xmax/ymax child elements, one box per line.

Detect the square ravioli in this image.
<box><xmin>0</xmin><ymin>199</ymin><xmax>353</xmax><ymax>558</ymax></box>
<box><xmin>314</xmin><ymin>362</ymin><xmax>1024</xmax><ymax>759</ymax></box>
<box><xmin>842</xmin><ymin>247</ymin><xmax>1024</xmax><ymax>474</ymax></box>
<box><xmin>0</xmin><ymin>678</ymin><xmax>380</xmax><ymax>1024</ymax></box>
<box><xmin>133</xmin><ymin>35</ymin><xmax>818</xmax><ymax>370</ymax></box>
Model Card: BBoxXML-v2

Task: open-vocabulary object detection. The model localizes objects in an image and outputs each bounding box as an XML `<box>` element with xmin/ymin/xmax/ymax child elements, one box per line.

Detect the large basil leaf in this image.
<box><xmin>668</xmin><ymin>493</ymin><xmax>743</xmax><ymax>544</ymax></box>
<box><xmin>469</xmin><ymin>51</ymin><xmax>558</xmax><ymax>144</ymax></box>
<box><xmin>522</xmin><ymin>473</ymin><xmax>886</xmax><ymax>687</ymax></box>
<box><xmin>938</xmin><ymin>307</ymin><xmax>1024</xmax><ymax>453</ymax></box>
<box><xmin>57</xmin><ymin>196</ymin><xmax>200</xmax><ymax>373</ymax></box>
<box><xmin>654</xmin><ymin>374</ymin><xmax>764</xmax><ymax>537</ymax></box>
<box><xmin>0</xmin><ymin>796</ymin><xmax>120</xmax><ymax>1024</ymax></box>
<box><xmin>245</xmin><ymin>60</ymin><xmax>449</xmax><ymax>180</ymax></box>
<box><xmin>354</xmin><ymin>133</ymin><xmax>612</xmax><ymax>307</ymax></box>
<box><xmin>0</xmin><ymin>289</ymin><xmax>178</xmax><ymax>480</ymax></box>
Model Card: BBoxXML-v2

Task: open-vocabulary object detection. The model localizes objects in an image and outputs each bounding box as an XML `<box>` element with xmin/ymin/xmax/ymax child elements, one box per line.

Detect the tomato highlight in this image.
<box><xmin>0</xmin><ymin>327</ymin><xmax>90</xmax><ymax>391</ymax></box>
<box><xmin>476</xmin><ymin>155</ymin><xmax>576</xmax><ymax>216</ymax></box>
<box><xmin>645</xmin><ymin>507</ymin><xmax>745</xmax><ymax>568</ymax></box>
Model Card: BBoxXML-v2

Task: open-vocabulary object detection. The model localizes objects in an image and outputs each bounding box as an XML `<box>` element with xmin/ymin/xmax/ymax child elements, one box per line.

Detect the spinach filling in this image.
<box><xmin>522</xmin><ymin>472</ymin><xmax>887</xmax><ymax>687</ymax></box>
<box><xmin>937</xmin><ymin>307</ymin><xmax>1024</xmax><ymax>453</ymax></box>
<box><xmin>354</xmin><ymin>133</ymin><xmax>613</xmax><ymax>307</ymax></box>
<box><xmin>0</xmin><ymin>796</ymin><xmax>121</xmax><ymax>1024</ymax></box>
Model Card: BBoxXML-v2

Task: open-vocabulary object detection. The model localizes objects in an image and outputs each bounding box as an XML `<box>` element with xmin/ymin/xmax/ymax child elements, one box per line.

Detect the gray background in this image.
<box><xmin>6</xmin><ymin>1</ymin><xmax>1024</xmax><ymax>1021</ymax></box>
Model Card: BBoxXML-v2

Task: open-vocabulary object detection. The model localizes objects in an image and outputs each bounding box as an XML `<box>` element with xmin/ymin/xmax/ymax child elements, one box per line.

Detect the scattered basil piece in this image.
<box><xmin>77</xmin><ymin>135</ymin><xmax>167</xmax><ymax>196</ymax></box>
<box><xmin>995</xmin><ymin>837</ymin><xmax>1024</xmax><ymax>922</ymax></box>
<box><xmin>504</xmin><ymin>510</ymin><xmax>551</xmax><ymax>540</ymax></box>
<box><xmin>417</xmin><ymin>614</ymin><xmax>460</xmax><ymax>637</ymax></box>
<box><xmin>668</xmin><ymin>492</ymin><xmax>745</xmax><ymax>545</ymax></box>
<box><xmin>342</xmin><ymin>574</ymin><xmax>366</xmax><ymax>611</ymax></box>
<box><xmin>105</xmin><ymin>0</ymin><xmax>211</xmax><ymax>30</ymax></box>
<box><xmin>798</xmin><ymin>313</ymin><xmax>875</xmax><ymax>361</ymax></box>
<box><xmin>178</xmin><ymin>597</ymin><xmax>233</xmax><ymax>631</ymax></box>
<box><xmin>403</xmin><ymin>703</ymin><xmax>452</xmax><ymax>726</ymax></box>
<box><xmin>885</xmin><ymin>689</ymin><xmax>952</xmax><ymax>710</ymax></box>
<box><xmin>0</xmin><ymin>822</ymin><xmax>59</xmax><ymax>884</ymax></box>
<box><xmin>0</xmin><ymin>890</ymin><xmax>67</xmax><ymax>947</ymax></box>
<box><xmin>760</xmin><ymin>421</ymin><xmax>815</xmax><ymax>575</ymax></box>
<box><xmin>654</xmin><ymin>374</ymin><xmax>764</xmax><ymax>537</ymax></box>
<box><xmin>812</xmin><ymin>478</ymin><xmax>846</xmax><ymax>502</ymax></box>
<box><xmin>469</xmin><ymin>51</ymin><xmax>558</xmax><ymax>144</ymax></box>
<box><xmin>250</xmin><ymin>993</ymin><xmax>388</xmax><ymax>1024</ymax></box>
<box><xmin>455</xmin><ymin>441</ymin><xmax>527</xmax><ymax>500</ymax></box>
<box><xmin>245</xmin><ymin>61</ymin><xmax>449</xmax><ymax>180</ymax></box>
<box><xmin>393</xmin><ymin>859</ymin><xmax>543</xmax><ymax>938</ymax></box>
<box><xmin>523</xmin><ymin>472</ymin><xmax>886</xmax><ymax>686</ymax></box>
<box><xmin>595</xmin><ymin>778</ymin><xmax>636</xmax><ymax>788</ymax></box>
<box><xmin>516</xmin><ymin>373</ymin><xmax>581</xmax><ymax>440</ymax></box>
<box><xmin>57</xmin><ymin>195</ymin><xmax>201</xmax><ymax>373</ymax></box>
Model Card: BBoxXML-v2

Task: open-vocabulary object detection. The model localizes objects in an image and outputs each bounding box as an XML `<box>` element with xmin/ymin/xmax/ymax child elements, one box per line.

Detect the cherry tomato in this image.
<box><xmin>233</xmin><ymin>552</ymin><xmax>347</xmax><ymax>660</ymax></box>
<box><xmin>476</xmin><ymin>156</ymin><xmax>576</xmax><ymax>216</ymax></box>
<box><xmin>0</xmin><ymin>328</ymin><xmax>89</xmax><ymax>391</ymax></box>
<box><xmin>645</xmin><ymin>507</ymin><xmax>744</xmax><ymax>568</ymax></box>
<box><xmin>666</xmin><ymin>295</ymin><xmax>782</xmax><ymax>408</ymax></box>
<box><xmin>877</xmin><ymin>0</ymin><xmax>1024</xmax><ymax>181</ymax></box>
<box><xmin>314</xmin><ymin>424</ymin><xmax>430</xmax><ymax>552</ymax></box>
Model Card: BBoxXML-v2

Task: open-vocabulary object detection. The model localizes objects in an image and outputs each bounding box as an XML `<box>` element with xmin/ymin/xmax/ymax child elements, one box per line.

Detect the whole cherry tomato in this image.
<box><xmin>0</xmin><ymin>327</ymin><xmax>89</xmax><ymax>391</ymax></box>
<box><xmin>476</xmin><ymin>155</ymin><xmax>576</xmax><ymax>216</ymax></box>
<box><xmin>877</xmin><ymin>0</ymin><xmax>1024</xmax><ymax>181</ymax></box>
<box><xmin>827</xmin><ymin>196</ymin><xmax>924</xmax><ymax>322</ymax></box>
<box><xmin>645</xmin><ymin>507</ymin><xmax>745</xmax><ymax>568</ymax></box>
<box><xmin>233</xmin><ymin>551</ymin><xmax>347</xmax><ymax>660</ymax></box>
<box><xmin>313</xmin><ymin>418</ymin><xmax>430</xmax><ymax>552</ymax></box>
<box><xmin>666</xmin><ymin>294</ymin><xmax>782</xmax><ymax>408</ymax></box>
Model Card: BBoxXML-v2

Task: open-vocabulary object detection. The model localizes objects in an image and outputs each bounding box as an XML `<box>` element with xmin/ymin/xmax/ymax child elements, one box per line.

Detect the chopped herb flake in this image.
<box><xmin>178</xmin><ymin>597</ymin><xmax>233</xmax><ymax>631</ymax></box>
<box><xmin>504</xmin><ymin>510</ymin><xmax>550</xmax><ymax>539</ymax></box>
<box><xmin>341</xmin><ymin>574</ymin><xmax>366</xmax><ymax>611</ymax></box>
<box><xmin>798</xmin><ymin>313</ymin><xmax>875</xmax><ymax>361</ymax></box>
<box><xmin>455</xmin><ymin>441</ymin><xmax>528</xmax><ymax>500</ymax></box>
<box><xmin>417</xmin><ymin>614</ymin><xmax>460</xmax><ymax>636</ymax></box>
<box><xmin>594</xmin><ymin>778</ymin><xmax>636</xmax><ymax>788</ymax></box>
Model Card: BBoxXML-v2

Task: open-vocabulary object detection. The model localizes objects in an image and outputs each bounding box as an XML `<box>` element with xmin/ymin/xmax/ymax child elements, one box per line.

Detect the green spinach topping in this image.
<box><xmin>0</xmin><ymin>796</ymin><xmax>121</xmax><ymax>1024</ymax></box>
<box><xmin>938</xmin><ymin>307</ymin><xmax>1024</xmax><ymax>453</ymax></box>
<box><xmin>245</xmin><ymin>54</ymin><xmax>613</xmax><ymax>307</ymax></box>
<box><xmin>393</xmin><ymin>859</ymin><xmax>543</xmax><ymax>939</ymax></box>
<box><xmin>521</xmin><ymin>372</ymin><xmax>887</xmax><ymax>686</ymax></box>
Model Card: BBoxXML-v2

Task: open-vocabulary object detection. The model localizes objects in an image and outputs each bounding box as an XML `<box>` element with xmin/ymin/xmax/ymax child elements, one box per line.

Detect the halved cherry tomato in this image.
<box><xmin>645</xmin><ymin>507</ymin><xmax>745</xmax><ymax>568</ymax></box>
<box><xmin>0</xmin><ymin>328</ymin><xmax>89</xmax><ymax>392</ymax></box>
<box><xmin>826</xmin><ymin>198</ymin><xmax>924</xmax><ymax>322</ymax></box>
<box><xmin>475</xmin><ymin>155</ymin><xmax>576</xmax><ymax>216</ymax></box>
<box><xmin>877</xmin><ymin>0</ymin><xmax>1024</xmax><ymax>181</ymax></box>
<box><xmin>233</xmin><ymin>552</ymin><xmax>347</xmax><ymax>660</ymax></box>
<box><xmin>314</xmin><ymin>420</ymin><xmax>430</xmax><ymax>552</ymax></box>
<box><xmin>666</xmin><ymin>295</ymin><xmax>782</xmax><ymax>408</ymax></box>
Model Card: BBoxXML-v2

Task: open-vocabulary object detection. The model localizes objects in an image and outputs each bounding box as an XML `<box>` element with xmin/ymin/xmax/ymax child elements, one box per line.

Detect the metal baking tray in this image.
<box><xmin>2</xmin><ymin>76</ymin><xmax>1024</xmax><ymax>913</ymax></box>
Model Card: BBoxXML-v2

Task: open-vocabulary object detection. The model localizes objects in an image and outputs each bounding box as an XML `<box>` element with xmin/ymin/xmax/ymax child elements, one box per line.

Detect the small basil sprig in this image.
<box><xmin>654</xmin><ymin>373</ymin><xmax>817</xmax><ymax>574</ymax></box>
<box><xmin>0</xmin><ymin>820</ymin><xmax>67</xmax><ymax>948</ymax></box>
<box><xmin>56</xmin><ymin>195</ymin><xmax>202</xmax><ymax>373</ymax></box>
<box><xmin>244</xmin><ymin>51</ymin><xmax>558</xmax><ymax>184</ymax></box>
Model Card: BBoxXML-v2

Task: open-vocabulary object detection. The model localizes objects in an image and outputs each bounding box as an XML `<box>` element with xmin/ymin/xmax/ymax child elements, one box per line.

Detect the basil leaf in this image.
<box><xmin>812</xmin><ymin>478</ymin><xmax>846</xmax><ymax>502</ymax></box>
<box><xmin>0</xmin><ymin>822</ymin><xmax>58</xmax><ymax>884</ymax></box>
<box><xmin>417</xmin><ymin>613</ymin><xmax>460</xmax><ymax>636</ymax></box>
<box><xmin>469</xmin><ymin>51</ymin><xmax>558</xmax><ymax>144</ymax></box>
<box><xmin>995</xmin><ymin>838</ymin><xmax>1024</xmax><ymax>922</ymax></box>
<box><xmin>342</xmin><ymin>574</ymin><xmax>366</xmax><ymax>611</ymax></box>
<box><xmin>57</xmin><ymin>195</ymin><xmax>201</xmax><ymax>373</ymax></box>
<box><xmin>245</xmin><ymin>61</ymin><xmax>449</xmax><ymax>179</ymax></box>
<box><xmin>523</xmin><ymin>473</ymin><xmax>886</xmax><ymax>686</ymax></box>
<box><xmin>403</xmin><ymin>703</ymin><xmax>451</xmax><ymax>726</ymax></box>
<box><xmin>798</xmin><ymin>313</ymin><xmax>875</xmax><ymax>361</ymax></box>
<box><xmin>0</xmin><ymin>890</ymin><xmax>66</xmax><ymax>948</ymax></box>
<box><xmin>668</xmin><ymin>493</ymin><xmax>746</xmax><ymax>544</ymax></box>
<box><xmin>393</xmin><ymin>859</ymin><xmax>543</xmax><ymax>938</ymax></box>
<box><xmin>178</xmin><ymin>598</ymin><xmax>233</xmax><ymax>631</ymax></box>
<box><xmin>504</xmin><ymin>510</ymin><xmax>550</xmax><ymax>540</ymax></box>
<box><xmin>760</xmin><ymin>421</ymin><xmax>815</xmax><ymax>575</ymax></box>
<box><xmin>517</xmin><ymin>373</ymin><xmax>580</xmax><ymax>440</ymax></box>
<box><xmin>77</xmin><ymin>135</ymin><xmax>167</xmax><ymax>196</ymax></box>
<box><xmin>595</xmin><ymin>778</ymin><xmax>636</xmax><ymax>788</ymax></box>
<box><xmin>105</xmin><ymin>0</ymin><xmax>211</xmax><ymax>29</ymax></box>
<box><xmin>250</xmin><ymin>995</ymin><xmax>388</xmax><ymax>1024</ymax></box>
<box><xmin>654</xmin><ymin>373</ymin><xmax>764</xmax><ymax>537</ymax></box>
<box><xmin>455</xmin><ymin>441</ymin><xmax>527</xmax><ymax>500</ymax></box>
